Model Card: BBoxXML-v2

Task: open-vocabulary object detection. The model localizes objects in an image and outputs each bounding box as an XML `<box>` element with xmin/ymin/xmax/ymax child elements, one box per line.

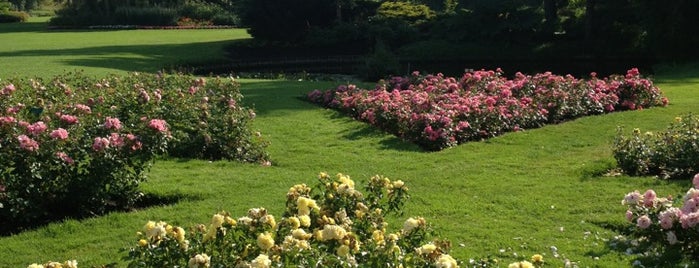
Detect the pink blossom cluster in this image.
<box><xmin>147</xmin><ymin>119</ymin><xmax>168</xmax><ymax>133</ymax></box>
<box><xmin>623</xmin><ymin>173</ymin><xmax>699</xmax><ymax>248</ymax></box>
<box><xmin>308</xmin><ymin>68</ymin><xmax>668</xmax><ymax>150</ymax></box>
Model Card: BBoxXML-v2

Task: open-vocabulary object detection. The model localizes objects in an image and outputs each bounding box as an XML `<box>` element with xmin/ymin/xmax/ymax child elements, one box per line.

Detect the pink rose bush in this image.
<box><xmin>621</xmin><ymin>174</ymin><xmax>699</xmax><ymax>260</ymax></box>
<box><xmin>308</xmin><ymin>68</ymin><xmax>667</xmax><ymax>150</ymax></box>
<box><xmin>0</xmin><ymin>72</ymin><xmax>267</xmax><ymax>234</ymax></box>
<box><xmin>126</xmin><ymin>172</ymin><xmax>460</xmax><ymax>267</ymax></box>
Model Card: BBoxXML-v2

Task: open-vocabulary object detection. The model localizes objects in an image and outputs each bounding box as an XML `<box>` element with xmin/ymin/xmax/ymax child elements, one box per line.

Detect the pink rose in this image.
<box><xmin>2</xmin><ymin>83</ymin><xmax>15</xmax><ymax>95</ymax></box>
<box><xmin>643</xmin><ymin>189</ymin><xmax>657</xmax><ymax>207</ymax></box>
<box><xmin>17</xmin><ymin>134</ymin><xmax>39</xmax><ymax>152</ymax></box>
<box><xmin>625</xmin><ymin>210</ymin><xmax>634</xmax><ymax>222</ymax></box>
<box><xmin>693</xmin><ymin>173</ymin><xmax>699</xmax><ymax>189</ymax></box>
<box><xmin>92</xmin><ymin>137</ymin><xmax>110</xmax><ymax>152</ymax></box>
<box><xmin>49</xmin><ymin>128</ymin><xmax>69</xmax><ymax>140</ymax></box>
<box><xmin>60</xmin><ymin>114</ymin><xmax>79</xmax><ymax>124</ymax></box>
<box><xmin>26</xmin><ymin>121</ymin><xmax>47</xmax><ymax>136</ymax></box>
<box><xmin>109</xmin><ymin>133</ymin><xmax>124</xmax><ymax>147</ymax></box>
<box><xmin>636</xmin><ymin>215</ymin><xmax>652</xmax><ymax>229</ymax></box>
<box><xmin>104</xmin><ymin>117</ymin><xmax>122</xmax><ymax>130</ymax></box>
<box><xmin>147</xmin><ymin>119</ymin><xmax>168</xmax><ymax>133</ymax></box>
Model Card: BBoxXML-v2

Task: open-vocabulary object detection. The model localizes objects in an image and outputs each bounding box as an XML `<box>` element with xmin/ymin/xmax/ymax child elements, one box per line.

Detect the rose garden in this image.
<box><xmin>2</xmin><ymin>1</ymin><xmax>699</xmax><ymax>267</ymax></box>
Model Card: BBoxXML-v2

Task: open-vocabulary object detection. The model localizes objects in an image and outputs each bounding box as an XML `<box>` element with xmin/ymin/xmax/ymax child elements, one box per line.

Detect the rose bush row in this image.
<box><xmin>621</xmin><ymin>173</ymin><xmax>699</xmax><ymax>261</ymax></box>
<box><xmin>125</xmin><ymin>172</ymin><xmax>462</xmax><ymax>268</ymax></box>
<box><xmin>308</xmin><ymin>68</ymin><xmax>668</xmax><ymax>150</ymax></box>
<box><xmin>0</xmin><ymin>72</ymin><xmax>268</xmax><ymax>233</ymax></box>
<box><xmin>614</xmin><ymin>114</ymin><xmax>699</xmax><ymax>179</ymax></box>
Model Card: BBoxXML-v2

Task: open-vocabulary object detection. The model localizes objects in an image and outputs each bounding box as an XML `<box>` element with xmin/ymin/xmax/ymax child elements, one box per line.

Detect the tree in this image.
<box><xmin>238</xmin><ymin>0</ymin><xmax>335</xmax><ymax>42</ymax></box>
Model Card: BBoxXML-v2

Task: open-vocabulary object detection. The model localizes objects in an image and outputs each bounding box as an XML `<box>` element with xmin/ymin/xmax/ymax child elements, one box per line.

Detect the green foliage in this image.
<box><xmin>614</xmin><ymin>114</ymin><xmax>699</xmax><ymax>179</ymax></box>
<box><xmin>113</xmin><ymin>6</ymin><xmax>178</xmax><ymax>26</ymax></box>
<box><xmin>375</xmin><ymin>1</ymin><xmax>436</xmax><ymax>25</ymax></box>
<box><xmin>240</xmin><ymin>0</ymin><xmax>335</xmax><ymax>42</ymax></box>
<box><xmin>0</xmin><ymin>10</ymin><xmax>27</xmax><ymax>22</ymax></box>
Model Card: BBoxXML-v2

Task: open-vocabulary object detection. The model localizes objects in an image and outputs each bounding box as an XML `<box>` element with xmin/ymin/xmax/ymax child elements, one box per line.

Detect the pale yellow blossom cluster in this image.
<box><xmin>402</xmin><ymin>216</ymin><xmax>426</xmax><ymax>234</ymax></box>
<box><xmin>296</xmin><ymin>196</ymin><xmax>320</xmax><ymax>216</ymax></box>
<box><xmin>508</xmin><ymin>260</ymin><xmax>534</xmax><ymax>268</ymax></box>
<box><xmin>26</xmin><ymin>260</ymin><xmax>77</xmax><ymax>268</ymax></box>
<box><xmin>188</xmin><ymin>253</ymin><xmax>210</xmax><ymax>268</ymax></box>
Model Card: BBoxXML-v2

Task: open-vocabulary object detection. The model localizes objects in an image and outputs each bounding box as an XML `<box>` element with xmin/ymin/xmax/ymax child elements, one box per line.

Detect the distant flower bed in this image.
<box><xmin>308</xmin><ymin>68</ymin><xmax>668</xmax><ymax>150</ymax></box>
<box><xmin>0</xmin><ymin>72</ymin><xmax>268</xmax><ymax>233</ymax></box>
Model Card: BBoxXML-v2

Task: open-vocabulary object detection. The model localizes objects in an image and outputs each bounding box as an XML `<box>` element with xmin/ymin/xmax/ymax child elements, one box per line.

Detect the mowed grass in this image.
<box><xmin>0</xmin><ymin>17</ymin><xmax>250</xmax><ymax>78</ymax></box>
<box><xmin>1</xmin><ymin>19</ymin><xmax>698</xmax><ymax>267</ymax></box>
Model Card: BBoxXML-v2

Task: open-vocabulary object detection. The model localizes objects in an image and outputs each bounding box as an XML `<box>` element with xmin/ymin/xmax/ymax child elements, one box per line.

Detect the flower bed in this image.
<box><xmin>0</xmin><ymin>72</ymin><xmax>268</xmax><ymax>233</ymax></box>
<box><xmin>125</xmin><ymin>172</ymin><xmax>459</xmax><ymax>267</ymax></box>
<box><xmin>308</xmin><ymin>68</ymin><xmax>668</xmax><ymax>150</ymax></box>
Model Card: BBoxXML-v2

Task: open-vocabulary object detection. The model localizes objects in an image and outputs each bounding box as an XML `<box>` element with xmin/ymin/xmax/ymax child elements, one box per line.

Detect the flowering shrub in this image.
<box><xmin>620</xmin><ymin>174</ymin><xmax>699</xmax><ymax>261</ymax></box>
<box><xmin>0</xmin><ymin>72</ymin><xmax>268</xmax><ymax>233</ymax></box>
<box><xmin>614</xmin><ymin>114</ymin><xmax>699</xmax><ymax>179</ymax></box>
<box><xmin>126</xmin><ymin>172</ymin><xmax>461</xmax><ymax>267</ymax></box>
<box><xmin>308</xmin><ymin>68</ymin><xmax>667</xmax><ymax>150</ymax></box>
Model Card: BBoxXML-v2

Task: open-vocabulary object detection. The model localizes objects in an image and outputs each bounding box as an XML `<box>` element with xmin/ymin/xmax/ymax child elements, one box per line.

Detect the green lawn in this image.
<box><xmin>1</xmin><ymin>19</ymin><xmax>698</xmax><ymax>267</ymax></box>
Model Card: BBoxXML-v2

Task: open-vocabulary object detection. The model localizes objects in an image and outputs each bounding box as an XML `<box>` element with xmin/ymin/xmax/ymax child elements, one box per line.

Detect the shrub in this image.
<box><xmin>375</xmin><ymin>1</ymin><xmax>437</xmax><ymax>25</ymax></box>
<box><xmin>308</xmin><ymin>68</ymin><xmax>668</xmax><ymax>150</ymax></box>
<box><xmin>0</xmin><ymin>78</ymin><xmax>170</xmax><ymax>234</ymax></box>
<box><xmin>0</xmin><ymin>72</ymin><xmax>268</xmax><ymax>233</ymax></box>
<box><xmin>620</xmin><ymin>174</ymin><xmax>699</xmax><ymax>263</ymax></box>
<box><xmin>614</xmin><ymin>114</ymin><xmax>699</xmax><ymax>179</ymax></box>
<box><xmin>125</xmin><ymin>172</ymin><xmax>460</xmax><ymax>267</ymax></box>
<box><xmin>113</xmin><ymin>6</ymin><xmax>178</xmax><ymax>26</ymax></box>
<box><xmin>0</xmin><ymin>10</ymin><xmax>28</xmax><ymax>23</ymax></box>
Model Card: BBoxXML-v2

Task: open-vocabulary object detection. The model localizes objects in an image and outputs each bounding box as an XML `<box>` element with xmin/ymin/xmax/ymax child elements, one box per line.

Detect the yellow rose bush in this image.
<box><xmin>126</xmin><ymin>172</ymin><xmax>461</xmax><ymax>267</ymax></box>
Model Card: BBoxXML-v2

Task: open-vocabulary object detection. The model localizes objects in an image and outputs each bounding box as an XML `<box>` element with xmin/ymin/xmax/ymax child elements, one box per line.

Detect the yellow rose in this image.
<box><xmin>211</xmin><ymin>214</ymin><xmax>225</xmax><ymax>228</ymax></box>
<box><xmin>27</xmin><ymin>264</ymin><xmax>44</xmax><ymax>268</ymax></box>
<box><xmin>225</xmin><ymin>216</ymin><xmax>236</xmax><ymax>226</ymax></box>
<box><xmin>173</xmin><ymin>226</ymin><xmax>186</xmax><ymax>242</ymax></box>
<box><xmin>416</xmin><ymin>243</ymin><xmax>437</xmax><ymax>255</ymax></box>
<box><xmin>262</xmin><ymin>214</ymin><xmax>276</xmax><ymax>229</ymax></box>
<box><xmin>257</xmin><ymin>232</ymin><xmax>275</xmax><ymax>251</ymax></box>
<box><xmin>435</xmin><ymin>254</ymin><xmax>458</xmax><ymax>268</ymax></box>
<box><xmin>402</xmin><ymin>217</ymin><xmax>420</xmax><ymax>233</ymax></box>
<box><xmin>292</xmin><ymin>228</ymin><xmax>312</xmax><ymax>240</ymax></box>
<box><xmin>531</xmin><ymin>254</ymin><xmax>543</xmax><ymax>264</ymax></box>
<box><xmin>372</xmin><ymin>230</ymin><xmax>385</xmax><ymax>245</ymax></box>
<box><xmin>63</xmin><ymin>260</ymin><xmax>77</xmax><ymax>268</ymax></box>
<box><xmin>336</xmin><ymin>245</ymin><xmax>350</xmax><ymax>257</ymax></box>
<box><xmin>288</xmin><ymin>217</ymin><xmax>301</xmax><ymax>229</ymax></box>
<box><xmin>392</xmin><ymin>180</ymin><xmax>405</xmax><ymax>189</ymax></box>
<box><xmin>321</xmin><ymin>224</ymin><xmax>347</xmax><ymax>241</ymax></box>
<box><xmin>298</xmin><ymin>215</ymin><xmax>311</xmax><ymax>227</ymax></box>
<box><xmin>44</xmin><ymin>262</ymin><xmax>62</xmax><ymax>268</ymax></box>
<box><xmin>138</xmin><ymin>239</ymin><xmax>149</xmax><ymax>247</ymax></box>
<box><xmin>251</xmin><ymin>254</ymin><xmax>271</xmax><ymax>268</ymax></box>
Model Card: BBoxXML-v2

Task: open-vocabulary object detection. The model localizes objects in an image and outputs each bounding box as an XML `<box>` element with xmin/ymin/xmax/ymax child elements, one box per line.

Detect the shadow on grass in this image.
<box><xmin>0</xmin><ymin>192</ymin><xmax>199</xmax><ymax>237</ymax></box>
<box><xmin>341</xmin><ymin>123</ymin><xmax>423</xmax><ymax>152</ymax></box>
<box><xmin>0</xmin><ymin>40</ymin><xmax>235</xmax><ymax>74</ymax></box>
<box><xmin>0</xmin><ymin>21</ymin><xmax>51</xmax><ymax>33</ymax></box>
<box><xmin>588</xmin><ymin>220</ymin><xmax>694</xmax><ymax>267</ymax></box>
